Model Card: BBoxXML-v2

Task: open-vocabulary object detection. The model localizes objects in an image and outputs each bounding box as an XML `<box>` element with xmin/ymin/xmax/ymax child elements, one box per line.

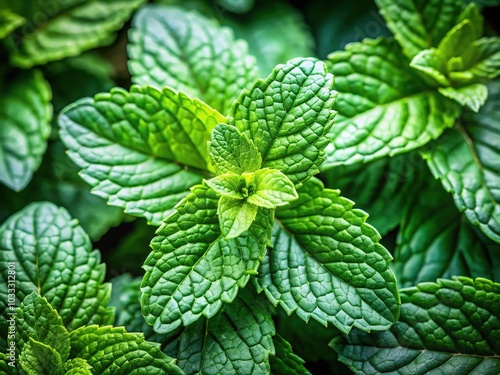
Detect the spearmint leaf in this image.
<box><xmin>69</xmin><ymin>325</ymin><xmax>183</xmax><ymax>374</ymax></box>
<box><xmin>218</xmin><ymin>196</ymin><xmax>259</xmax><ymax>239</ymax></box>
<box><xmin>461</xmin><ymin>38</ymin><xmax>500</xmax><ymax>81</ymax></box>
<box><xmin>423</xmin><ymin>80</ymin><xmax>500</xmax><ymax>243</ymax></box>
<box><xmin>0</xmin><ymin>352</ymin><xmax>16</xmax><ymax>374</ymax></box>
<box><xmin>215</xmin><ymin>0</ymin><xmax>254</xmax><ymax>14</ymax></box>
<box><xmin>394</xmin><ymin>178</ymin><xmax>500</xmax><ymax>288</ymax></box>
<box><xmin>231</xmin><ymin>58</ymin><xmax>337</xmax><ymax>186</ymax></box>
<box><xmin>325</xmin><ymin>37</ymin><xmax>461</xmax><ymax>167</ymax></box>
<box><xmin>270</xmin><ymin>334</ymin><xmax>311</xmax><ymax>375</ymax></box>
<box><xmin>6</xmin><ymin>0</ymin><xmax>144</xmax><ymax>68</ymax></box>
<box><xmin>61</xmin><ymin>358</ymin><xmax>93</xmax><ymax>375</ymax></box>
<box><xmin>0</xmin><ymin>69</ymin><xmax>52</xmax><ymax>191</ymax></box>
<box><xmin>0</xmin><ymin>202</ymin><xmax>114</xmax><ymax>337</ymax></box>
<box><xmin>209</xmin><ymin>124</ymin><xmax>261</xmax><ymax>175</ymax></box>
<box><xmin>225</xmin><ymin>2</ymin><xmax>314</xmax><ymax>76</ymax></box>
<box><xmin>204</xmin><ymin>174</ymin><xmax>245</xmax><ymax>199</ymax></box>
<box><xmin>16</xmin><ymin>293</ymin><xmax>70</xmax><ymax>361</ymax></box>
<box><xmin>257</xmin><ymin>177</ymin><xmax>399</xmax><ymax>333</ymax></box>
<box><xmin>439</xmin><ymin>83</ymin><xmax>488</xmax><ymax>112</ymax></box>
<box><xmin>19</xmin><ymin>338</ymin><xmax>63</xmax><ymax>375</ymax></box>
<box><xmin>333</xmin><ymin>277</ymin><xmax>500</xmax><ymax>374</ymax></box>
<box><xmin>128</xmin><ymin>5</ymin><xmax>258</xmax><ymax>114</ymax></box>
<box><xmin>0</xmin><ymin>8</ymin><xmax>24</xmax><ymax>39</ymax></box>
<box><xmin>374</xmin><ymin>0</ymin><xmax>464</xmax><ymax>59</ymax></box>
<box><xmin>246</xmin><ymin>168</ymin><xmax>298</xmax><ymax>208</ymax></box>
<box><xmin>437</xmin><ymin>19</ymin><xmax>476</xmax><ymax>60</ymax></box>
<box><xmin>409</xmin><ymin>48</ymin><xmax>451</xmax><ymax>86</ymax></box>
<box><xmin>141</xmin><ymin>183</ymin><xmax>274</xmax><ymax>334</ymax></box>
<box><xmin>59</xmin><ymin>85</ymin><xmax>226</xmax><ymax>225</ymax></box>
<box><xmin>177</xmin><ymin>286</ymin><xmax>275</xmax><ymax>375</ymax></box>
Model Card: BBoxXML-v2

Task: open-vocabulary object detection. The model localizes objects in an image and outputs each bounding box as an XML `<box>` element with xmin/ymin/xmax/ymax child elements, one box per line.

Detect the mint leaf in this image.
<box><xmin>439</xmin><ymin>83</ymin><xmax>489</xmax><ymax>112</ymax></box>
<box><xmin>374</xmin><ymin>0</ymin><xmax>463</xmax><ymax>59</ymax></box>
<box><xmin>141</xmin><ymin>183</ymin><xmax>273</xmax><ymax>333</ymax></box>
<box><xmin>0</xmin><ymin>69</ymin><xmax>52</xmax><ymax>191</ymax></box>
<box><xmin>6</xmin><ymin>0</ymin><xmax>144</xmax><ymax>68</ymax></box>
<box><xmin>0</xmin><ymin>8</ymin><xmax>24</xmax><ymax>39</ymax></box>
<box><xmin>225</xmin><ymin>2</ymin><xmax>314</xmax><ymax>76</ymax></box>
<box><xmin>257</xmin><ymin>178</ymin><xmax>399</xmax><ymax>333</ymax></box>
<box><xmin>333</xmin><ymin>277</ymin><xmax>500</xmax><ymax>374</ymax></box>
<box><xmin>325</xmin><ymin>37</ymin><xmax>460</xmax><ymax>167</ymax></box>
<box><xmin>423</xmin><ymin>80</ymin><xmax>500</xmax><ymax>243</ymax></box>
<box><xmin>204</xmin><ymin>174</ymin><xmax>245</xmax><ymax>199</ymax></box>
<box><xmin>215</xmin><ymin>0</ymin><xmax>254</xmax><ymax>14</ymax></box>
<box><xmin>209</xmin><ymin>124</ymin><xmax>261</xmax><ymax>175</ymax></box>
<box><xmin>218</xmin><ymin>196</ymin><xmax>259</xmax><ymax>239</ymax></box>
<box><xmin>69</xmin><ymin>325</ymin><xmax>183</xmax><ymax>374</ymax></box>
<box><xmin>246</xmin><ymin>169</ymin><xmax>298</xmax><ymax>208</ymax></box>
<box><xmin>270</xmin><ymin>334</ymin><xmax>311</xmax><ymax>375</ymax></box>
<box><xmin>61</xmin><ymin>358</ymin><xmax>93</xmax><ymax>375</ymax></box>
<box><xmin>16</xmin><ymin>293</ymin><xmax>70</xmax><ymax>361</ymax></box>
<box><xmin>59</xmin><ymin>85</ymin><xmax>226</xmax><ymax>225</ymax></box>
<box><xmin>19</xmin><ymin>338</ymin><xmax>63</xmax><ymax>375</ymax></box>
<box><xmin>394</xmin><ymin>178</ymin><xmax>500</xmax><ymax>288</ymax></box>
<box><xmin>0</xmin><ymin>202</ymin><xmax>114</xmax><ymax>337</ymax></box>
<box><xmin>128</xmin><ymin>5</ymin><xmax>258</xmax><ymax>115</ymax></box>
<box><xmin>231</xmin><ymin>57</ymin><xmax>337</xmax><ymax>186</ymax></box>
<box><xmin>177</xmin><ymin>286</ymin><xmax>275</xmax><ymax>375</ymax></box>
<box><xmin>462</xmin><ymin>37</ymin><xmax>500</xmax><ymax>81</ymax></box>
<box><xmin>437</xmin><ymin>19</ymin><xmax>477</xmax><ymax>61</ymax></box>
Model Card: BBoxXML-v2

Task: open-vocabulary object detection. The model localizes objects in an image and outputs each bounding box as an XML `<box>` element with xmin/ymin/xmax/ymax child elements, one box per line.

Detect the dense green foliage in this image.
<box><xmin>1</xmin><ymin>0</ymin><xmax>499</xmax><ymax>374</ymax></box>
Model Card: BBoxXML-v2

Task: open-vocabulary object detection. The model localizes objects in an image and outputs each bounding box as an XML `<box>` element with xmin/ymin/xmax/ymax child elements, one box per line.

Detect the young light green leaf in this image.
<box><xmin>0</xmin><ymin>8</ymin><xmax>24</xmax><ymax>39</ymax></box>
<box><xmin>6</xmin><ymin>0</ymin><xmax>144</xmax><ymax>68</ymax></box>
<box><xmin>437</xmin><ymin>20</ymin><xmax>477</xmax><ymax>61</ymax></box>
<box><xmin>374</xmin><ymin>0</ymin><xmax>464</xmax><ymax>59</ymax></box>
<box><xmin>256</xmin><ymin>178</ymin><xmax>399</xmax><ymax>333</ymax></box>
<box><xmin>0</xmin><ymin>69</ymin><xmax>52</xmax><ymax>191</ymax></box>
<box><xmin>128</xmin><ymin>5</ymin><xmax>258</xmax><ymax>115</ymax></box>
<box><xmin>204</xmin><ymin>174</ymin><xmax>245</xmax><ymax>199</ymax></box>
<box><xmin>246</xmin><ymin>168</ymin><xmax>298</xmax><ymax>208</ymax></box>
<box><xmin>59</xmin><ymin>85</ymin><xmax>226</xmax><ymax>225</ymax></box>
<box><xmin>16</xmin><ymin>293</ymin><xmax>70</xmax><ymax>362</ymax></box>
<box><xmin>333</xmin><ymin>277</ymin><xmax>500</xmax><ymax>374</ymax></box>
<box><xmin>218</xmin><ymin>195</ymin><xmax>259</xmax><ymax>239</ymax></box>
<box><xmin>61</xmin><ymin>358</ymin><xmax>93</xmax><ymax>375</ymax></box>
<box><xmin>0</xmin><ymin>202</ymin><xmax>114</xmax><ymax>337</ymax></box>
<box><xmin>177</xmin><ymin>286</ymin><xmax>275</xmax><ymax>375</ymax></box>
<box><xmin>423</xmin><ymin>80</ymin><xmax>500</xmax><ymax>243</ymax></box>
<box><xmin>321</xmin><ymin>153</ymin><xmax>424</xmax><ymax>236</ymax></box>
<box><xmin>224</xmin><ymin>2</ymin><xmax>314</xmax><ymax>76</ymax></box>
<box><xmin>270</xmin><ymin>335</ymin><xmax>311</xmax><ymax>375</ymax></box>
<box><xmin>69</xmin><ymin>325</ymin><xmax>183</xmax><ymax>374</ymax></box>
<box><xmin>394</xmin><ymin>178</ymin><xmax>500</xmax><ymax>288</ymax></box>
<box><xmin>141</xmin><ymin>183</ymin><xmax>274</xmax><ymax>334</ymax></box>
<box><xmin>19</xmin><ymin>338</ymin><xmax>63</xmax><ymax>375</ymax></box>
<box><xmin>461</xmin><ymin>37</ymin><xmax>500</xmax><ymax>81</ymax></box>
<box><xmin>410</xmin><ymin>48</ymin><xmax>451</xmax><ymax>86</ymax></box>
<box><xmin>439</xmin><ymin>83</ymin><xmax>488</xmax><ymax>112</ymax></box>
<box><xmin>209</xmin><ymin>124</ymin><xmax>262</xmax><ymax>175</ymax></box>
<box><xmin>325</xmin><ymin>37</ymin><xmax>461</xmax><ymax>167</ymax></box>
<box><xmin>231</xmin><ymin>58</ymin><xmax>337</xmax><ymax>186</ymax></box>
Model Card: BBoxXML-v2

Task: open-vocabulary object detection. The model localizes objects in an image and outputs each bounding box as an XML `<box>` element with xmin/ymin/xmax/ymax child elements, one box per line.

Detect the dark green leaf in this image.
<box><xmin>19</xmin><ymin>338</ymin><xmax>63</xmax><ymax>375</ymax></box>
<box><xmin>270</xmin><ymin>334</ymin><xmax>311</xmax><ymax>375</ymax></box>
<box><xmin>0</xmin><ymin>8</ymin><xmax>24</xmax><ymax>39</ymax></box>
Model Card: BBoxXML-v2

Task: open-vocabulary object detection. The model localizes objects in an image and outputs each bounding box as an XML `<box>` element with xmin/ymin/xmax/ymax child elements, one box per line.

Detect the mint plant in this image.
<box><xmin>1</xmin><ymin>0</ymin><xmax>500</xmax><ymax>374</ymax></box>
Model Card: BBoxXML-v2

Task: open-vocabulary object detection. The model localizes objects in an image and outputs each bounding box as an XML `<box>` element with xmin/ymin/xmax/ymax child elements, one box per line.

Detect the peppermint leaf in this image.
<box><xmin>59</xmin><ymin>85</ymin><xmax>226</xmax><ymax>225</ymax></box>
<box><xmin>60</xmin><ymin>358</ymin><xmax>93</xmax><ymax>375</ymax></box>
<box><xmin>19</xmin><ymin>338</ymin><xmax>62</xmax><ymax>375</ymax></box>
<box><xmin>128</xmin><ymin>5</ymin><xmax>258</xmax><ymax>114</ymax></box>
<box><xmin>218</xmin><ymin>195</ymin><xmax>259</xmax><ymax>239</ymax></box>
<box><xmin>246</xmin><ymin>168</ymin><xmax>298</xmax><ymax>208</ymax></box>
<box><xmin>257</xmin><ymin>178</ymin><xmax>399</xmax><ymax>333</ymax></box>
<box><xmin>204</xmin><ymin>174</ymin><xmax>245</xmax><ymax>199</ymax></box>
<box><xmin>438</xmin><ymin>83</ymin><xmax>488</xmax><ymax>112</ymax></box>
<box><xmin>231</xmin><ymin>57</ymin><xmax>337</xmax><ymax>186</ymax></box>
<box><xmin>270</xmin><ymin>335</ymin><xmax>311</xmax><ymax>375</ymax></box>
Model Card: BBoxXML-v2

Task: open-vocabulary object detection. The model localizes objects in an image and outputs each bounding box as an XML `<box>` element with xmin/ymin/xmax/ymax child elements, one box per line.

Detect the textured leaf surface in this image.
<box><xmin>209</xmin><ymin>124</ymin><xmax>261</xmax><ymax>175</ymax></box>
<box><xmin>374</xmin><ymin>0</ymin><xmax>463</xmax><ymax>58</ymax></box>
<box><xmin>59</xmin><ymin>85</ymin><xmax>225</xmax><ymax>225</ymax></box>
<box><xmin>321</xmin><ymin>153</ymin><xmax>423</xmax><ymax>236</ymax></box>
<box><xmin>141</xmin><ymin>183</ymin><xmax>274</xmax><ymax>333</ymax></box>
<box><xmin>333</xmin><ymin>277</ymin><xmax>500</xmax><ymax>374</ymax></box>
<box><xmin>325</xmin><ymin>37</ymin><xmax>460</xmax><ymax>167</ymax></box>
<box><xmin>61</xmin><ymin>358</ymin><xmax>93</xmax><ymax>375</ymax></box>
<box><xmin>128</xmin><ymin>5</ymin><xmax>258</xmax><ymax>114</ymax></box>
<box><xmin>462</xmin><ymin>38</ymin><xmax>500</xmax><ymax>81</ymax></box>
<box><xmin>19</xmin><ymin>338</ymin><xmax>62</xmax><ymax>375</ymax></box>
<box><xmin>218</xmin><ymin>196</ymin><xmax>258</xmax><ymax>239</ymax></box>
<box><xmin>231</xmin><ymin>58</ymin><xmax>337</xmax><ymax>186</ymax></box>
<box><xmin>177</xmin><ymin>287</ymin><xmax>275</xmax><ymax>375</ymax></box>
<box><xmin>439</xmin><ymin>83</ymin><xmax>488</xmax><ymax>112</ymax></box>
<box><xmin>16</xmin><ymin>293</ymin><xmax>70</xmax><ymax>361</ymax></box>
<box><xmin>6</xmin><ymin>0</ymin><xmax>144</xmax><ymax>68</ymax></box>
<box><xmin>69</xmin><ymin>325</ymin><xmax>183</xmax><ymax>374</ymax></box>
<box><xmin>257</xmin><ymin>177</ymin><xmax>399</xmax><ymax>333</ymax></box>
<box><xmin>0</xmin><ymin>69</ymin><xmax>52</xmax><ymax>191</ymax></box>
<box><xmin>394</xmin><ymin>178</ymin><xmax>500</xmax><ymax>288</ymax></box>
<box><xmin>0</xmin><ymin>8</ymin><xmax>24</xmax><ymax>39</ymax></box>
<box><xmin>0</xmin><ymin>202</ymin><xmax>113</xmax><ymax>339</ymax></box>
<box><xmin>225</xmin><ymin>2</ymin><xmax>314</xmax><ymax>76</ymax></box>
<box><xmin>423</xmin><ymin>80</ymin><xmax>500</xmax><ymax>243</ymax></box>
<box><xmin>246</xmin><ymin>169</ymin><xmax>298</xmax><ymax>208</ymax></box>
<box><xmin>270</xmin><ymin>334</ymin><xmax>310</xmax><ymax>375</ymax></box>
